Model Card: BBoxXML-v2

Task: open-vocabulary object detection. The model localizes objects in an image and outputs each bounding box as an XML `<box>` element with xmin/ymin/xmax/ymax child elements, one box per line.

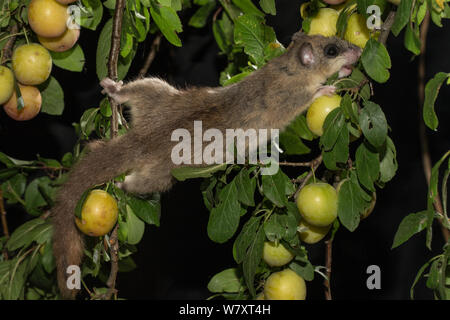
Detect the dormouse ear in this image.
<box><xmin>299</xmin><ymin>42</ymin><xmax>315</xmax><ymax>66</ymax></box>
<box><xmin>291</xmin><ymin>31</ymin><xmax>306</xmax><ymax>43</ymax></box>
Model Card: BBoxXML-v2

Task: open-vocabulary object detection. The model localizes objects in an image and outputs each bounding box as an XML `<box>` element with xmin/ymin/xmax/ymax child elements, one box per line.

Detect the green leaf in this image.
<box><xmin>0</xmin><ymin>152</ymin><xmax>34</xmax><ymax>167</ymax></box>
<box><xmin>126</xmin><ymin>204</ymin><xmax>145</xmax><ymax>245</ymax></box>
<box><xmin>259</xmin><ymin>0</ymin><xmax>275</xmax><ymax>15</ymax></box>
<box><xmin>234</xmin><ymin>168</ymin><xmax>256</xmax><ymax>206</ymax></box>
<box><xmin>233</xmin><ymin>215</ymin><xmax>262</xmax><ymax>263</ymax></box>
<box><xmin>279</xmin><ymin>131</ymin><xmax>311</xmax><ymax>155</ymax></box>
<box><xmin>404</xmin><ymin>23</ymin><xmax>421</xmax><ymax>56</ymax></box>
<box><xmin>189</xmin><ymin>0</ymin><xmax>216</xmax><ymax>28</ymax></box>
<box><xmin>80</xmin><ymin>0</ymin><xmax>104</xmax><ymax>30</ymax></box>
<box><xmin>96</xmin><ymin>19</ymin><xmax>136</xmax><ymax>81</ymax></box>
<box><xmin>261</xmin><ymin>169</ymin><xmax>292</xmax><ymax>207</ymax></box>
<box><xmin>171</xmin><ymin>163</ymin><xmax>227</xmax><ymax>181</ymax></box>
<box><xmin>359</xmin><ymin>101</ymin><xmax>388</xmax><ymax>148</ymax></box>
<box><xmin>423</xmin><ymin>72</ymin><xmax>449</xmax><ymax>130</ymax></box>
<box><xmin>232</xmin><ymin>0</ymin><xmax>264</xmax><ymax>17</ymax></box>
<box><xmin>207</xmin><ymin>181</ymin><xmax>241</xmax><ymax>243</ymax></box>
<box><xmin>391</xmin><ymin>211</ymin><xmax>428</xmax><ymax>249</ymax></box>
<box><xmin>264</xmin><ymin>214</ymin><xmax>284</xmax><ymax>242</ymax></box>
<box><xmin>289</xmin><ymin>257</ymin><xmax>314</xmax><ymax>281</ymax></box>
<box><xmin>38</xmin><ymin>77</ymin><xmax>64</xmax><ymax>116</ymax></box>
<box><xmin>355</xmin><ymin>143</ymin><xmax>380</xmax><ymax>191</ymax></box>
<box><xmin>150</xmin><ymin>2</ymin><xmax>182</xmax><ymax>47</ymax></box>
<box><xmin>337</xmin><ymin>176</ymin><xmax>368</xmax><ymax>232</ymax></box>
<box><xmin>24</xmin><ymin>177</ymin><xmax>54</xmax><ymax>216</ymax></box>
<box><xmin>51</xmin><ymin>44</ymin><xmax>85</xmax><ymax>72</ymax></box>
<box><xmin>379</xmin><ymin>137</ymin><xmax>398</xmax><ymax>183</ymax></box>
<box><xmin>320</xmin><ymin>108</ymin><xmax>345</xmax><ymax>151</ymax></box>
<box><xmin>361</xmin><ymin>38</ymin><xmax>391</xmax><ymax>83</ymax></box>
<box><xmin>6</xmin><ymin>218</ymin><xmax>46</xmax><ymax>251</ymax></box>
<box><xmin>207</xmin><ymin>268</ymin><xmax>243</xmax><ymax>293</ymax></box>
<box><xmin>234</xmin><ymin>14</ymin><xmax>276</xmax><ymax>65</ymax></box>
<box><xmin>213</xmin><ymin>11</ymin><xmax>234</xmax><ymax>54</ymax></box>
<box><xmin>322</xmin><ymin>120</ymin><xmax>349</xmax><ymax>171</ymax></box>
<box><xmin>1</xmin><ymin>174</ymin><xmax>26</xmax><ymax>205</ymax></box>
<box><xmin>242</xmin><ymin>224</ymin><xmax>265</xmax><ymax>297</ymax></box>
<box><xmin>79</xmin><ymin>108</ymin><xmax>99</xmax><ymax>138</ymax></box>
<box><xmin>391</xmin><ymin>0</ymin><xmax>413</xmax><ymax>36</ymax></box>
<box><xmin>126</xmin><ymin>194</ymin><xmax>161</xmax><ymax>226</ymax></box>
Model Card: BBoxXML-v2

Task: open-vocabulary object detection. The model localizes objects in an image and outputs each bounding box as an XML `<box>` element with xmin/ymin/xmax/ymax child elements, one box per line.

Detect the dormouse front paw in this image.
<box><xmin>313</xmin><ymin>85</ymin><xmax>336</xmax><ymax>100</ymax></box>
<box><xmin>100</xmin><ymin>78</ymin><xmax>123</xmax><ymax>95</ymax></box>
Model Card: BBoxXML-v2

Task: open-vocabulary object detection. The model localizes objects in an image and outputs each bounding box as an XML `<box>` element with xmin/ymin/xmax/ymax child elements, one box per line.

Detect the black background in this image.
<box><xmin>1</xmin><ymin>0</ymin><xmax>450</xmax><ymax>300</ymax></box>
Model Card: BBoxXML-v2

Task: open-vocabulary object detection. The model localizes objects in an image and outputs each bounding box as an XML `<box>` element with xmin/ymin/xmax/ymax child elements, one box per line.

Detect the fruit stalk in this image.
<box><xmin>324</xmin><ymin>238</ymin><xmax>333</xmax><ymax>300</ymax></box>
<box><xmin>378</xmin><ymin>10</ymin><xmax>396</xmax><ymax>46</ymax></box>
<box><xmin>0</xmin><ymin>190</ymin><xmax>10</xmax><ymax>260</ymax></box>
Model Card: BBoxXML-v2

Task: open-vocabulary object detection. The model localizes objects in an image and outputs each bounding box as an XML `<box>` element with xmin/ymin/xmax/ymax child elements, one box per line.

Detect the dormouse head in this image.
<box><xmin>282</xmin><ymin>31</ymin><xmax>362</xmax><ymax>81</ymax></box>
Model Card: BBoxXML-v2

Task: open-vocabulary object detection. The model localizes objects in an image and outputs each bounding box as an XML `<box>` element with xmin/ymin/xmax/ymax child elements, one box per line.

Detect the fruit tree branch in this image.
<box><xmin>324</xmin><ymin>237</ymin><xmax>333</xmax><ymax>300</ymax></box>
<box><xmin>417</xmin><ymin>11</ymin><xmax>449</xmax><ymax>243</ymax></box>
<box><xmin>378</xmin><ymin>10</ymin><xmax>396</xmax><ymax>46</ymax></box>
<box><xmin>103</xmin><ymin>0</ymin><xmax>126</xmax><ymax>300</ymax></box>
<box><xmin>138</xmin><ymin>34</ymin><xmax>162</xmax><ymax>77</ymax></box>
<box><xmin>0</xmin><ymin>190</ymin><xmax>10</xmax><ymax>260</ymax></box>
<box><xmin>1</xmin><ymin>23</ymin><xmax>19</xmax><ymax>64</ymax></box>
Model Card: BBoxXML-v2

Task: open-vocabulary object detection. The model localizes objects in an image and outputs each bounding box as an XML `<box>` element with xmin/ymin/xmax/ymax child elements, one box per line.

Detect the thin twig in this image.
<box><xmin>324</xmin><ymin>238</ymin><xmax>333</xmax><ymax>300</ymax></box>
<box><xmin>103</xmin><ymin>0</ymin><xmax>126</xmax><ymax>300</ymax></box>
<box><xmin>138</xmin><ymin>34</ymin><xmax>162</xmax><ymax>78</ymax></box>
<box><xmin>417</xmin><ymin>11</ymin><xmax>450</xmax><ymax>243</ymax></box>
<box><xmin>378</xmin><ymin>10</ymin><xmax>396</xmax><ymax>46</ymax></box>
<box><xmin>0</xmin><ymin>190</ymin><xmax>10</xmax><ymax>260</ymax></box>
<box><xmin>1</xmin><ymin>23</ymin><xmax>19</xmax><ymax>64</ymax></box>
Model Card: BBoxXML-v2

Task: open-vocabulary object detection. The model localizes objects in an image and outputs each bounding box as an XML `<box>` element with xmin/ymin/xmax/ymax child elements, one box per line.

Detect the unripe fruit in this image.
<box><xmin>12</xmin><ymin>43</ymin><xmax>52</xmax><ymax>85</ymax></box>
<box><xmin>28</xmin><ymin>0</ymin><xmax>69</xmax><ymax>38</ymax></box>
<box><xmin>0</xmin><ymin>66</ymin><xmax>15</xmax><ymax>105</ymax></box>
<box><xmin>306</xmin><ymin>94</ymin><xmax>341</xmax><ymax>136</ymax></box>
<box><xmin>344</xmin><ymin>13</ymin><xmax>372</xmax><ymax>49</ymax></box>
<box><xmin>296</xmin><ymin>182</ymin><xmax>338</xmax><ymax>227</ymax></box>
<box><xmin>298</xmin><ymin>219</ymin><xmax>331</xmax><ymax>244</ymax></box>
<box><xmin>75</xmin><ymin>190</ymin><xmax>119</xmax><ymax>237</ymax></box>
<box><xmin>262</xmin><ymin>242</ymin><xmax>294</xmax><ymax>267</ymax></box>
<box><xmin>3</xmin><ymin>84</ymin><xmax>42</xmax><ymax>121</ymax></box>
<box><xmin>308</xmin><ymin>8</ymin><xmax>339</xmax><ymax>37</ymax></box>
<box><xmin>264</xmin><ymin>269</ymin><xmax>306</xmax><ymax>300</ymax></box>
<box><xmin>38</xmin><ymin>28</ymin><xmax>80</xmax><ymax>52</ymax></box>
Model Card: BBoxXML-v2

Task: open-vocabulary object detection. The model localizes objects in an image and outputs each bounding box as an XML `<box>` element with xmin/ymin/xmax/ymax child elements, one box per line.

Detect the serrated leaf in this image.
<box><xmin>242</xmin><ymin>224</ymin><xmax>265</xmax><ymax>297</ymax></box>
<box><xmin>261</xmin><ymin>169</ymin><xmax>292</xmax><ymax>207</ymax></box>
<box><xmin>6</xmin><ymin>218</ymin><xmax>46</xmax><ymax>251</ymax></box>
<box><xmin>207</xmin><ymin>181</ymin><xmax>241</xmax><ymax>243</ymax></box>
<box><xmin>189</xmin><ymin>0</ymin><xmax>216</xmax><ymax>28</ymax></box>
<box><xmin>171</xmin><ymin>163</ymin><xmax>227</xmax><ymax>181</ymax></box>
<box><xmin>391</xmin><ymin>0</ymin><xmax>413</xmax><ymax>36</ymax></box>
<box><xmin>234</xmin><ymin>14</ymin><xmax>276</xmax><ymax>65</ymax></box>
<box><xmin>423</xmin><ymin>72</ymin><xmax>449</xmax><ymax>130</ymax></box>
<box><xmin>379</xmin><ymin>137</ymin><xmax>398</xmax><ymax>183</ymax></box>
<box><xmin>51</xmin><ymin>44</ymin><xmax>85</xmax><ymax>72</ymax></box>
<box><xmin>150</xmin><ymin>2</ymin><xmax>182</xmax><ymax>46</ymax></box>
<box><xmin>404</xmin><ymin>23</ymin><xmax>421</xmax><ymax>56</ymax></box>
<box><xmin>289</xmin><ymin>257</ymin><xmax>314</xmax><ymax>281</ymax></box>
<box><xmin>126</xmin><ymin>194</ymin><xmax>161</xmax><ymax>226</ymax></box>
<box><xmin>234</xmin><ymin>168</ymin><xmax>256</xmax><ymax>206</ymax></box>
<box><xmin>359</xmin><ymin>101</ymin><xmax>388</xmax><ymax>148</ymax></box>
<box><xmin>355</xmin><ymin>143</ymin><xmax>380</xmax><ymax>191</ymax></box>
<box><xmin>38</xmin><ymin>77</ymin><xmax>64</xmax><ymax>116</ymax></box>
<box><xmin>126</xmin><ymin>204</ymin><xmax>145</xmax><ymax>245</ymax></box>
<box><xmin>391</xmin><ymin>211</ymin><xmax>428</xmax><ymax>249</ymax></box>
<box><xmin>337</xmin><ymin>177</ymin><xmax>367</xmax><ymax>232</ymax></box>
<box><xmin>24</xmin><ymin>177</ymin><xmax>54</xmax><ymax>216</ymax></box>
<box><xmin>232</xmin><ymin>0</ymin><xmax>264</xmax><ymax>17</ymax></box>
<box><xmin>361</xmin><ymin>38</ymin><xmax>391</xmax><ymax>83</ymax></box>
<box><xmin>80</xmin><ymin>0</ymin><xmax>103</xmax><ymax>30</ymax></box>
<box><xmin>207</xmin><ymin>268</ymin><xmax>243</xmax><ymax>293</ymax></box>
<box><xmin>259</xmin><ymin>0</ymin><xmax>275</xmax><ymax>15</ymax></box>
<box><xmin>1</xmin><ymin>174</ymin><xmax>26</xmax><ymax>204</ymax></box>
<box><xmin>233</xmin><ymin>215</ymin><xmax>262</xmax><ymax>263</ymax></box>
<box><xmin>321</xmin><ymin>108</ymin><xmax>345</xmax><ymax>151</ymax></box>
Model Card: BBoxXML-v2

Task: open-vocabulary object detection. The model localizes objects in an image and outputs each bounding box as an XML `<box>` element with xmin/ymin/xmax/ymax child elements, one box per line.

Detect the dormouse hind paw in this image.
<box><xmin>100</xmin><ymin>78</ymin><xmax>123</xmax><ymax>95</ymax></box>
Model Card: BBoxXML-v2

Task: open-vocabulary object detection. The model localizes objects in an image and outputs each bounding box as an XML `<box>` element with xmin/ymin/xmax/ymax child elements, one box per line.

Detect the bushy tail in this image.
<box><xmin>52</xmin><ymin>133</ymin><xmax>138</xmax><ymax>299</ymax></box>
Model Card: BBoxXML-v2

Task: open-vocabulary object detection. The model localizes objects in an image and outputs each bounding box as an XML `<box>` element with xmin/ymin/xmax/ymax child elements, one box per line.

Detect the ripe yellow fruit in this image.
<box><xmin>28</xmin><ymin>0</ymin><xmax>69</xmax><ymax>38</ymax></box>
<box><xmin>308</xmin><ymin>8</ymin><xmax>339</xmax><ymax>37</ymax></box>
<box><xmin>344</xmin><ymin>13</ymin><xmax>372</xmax><ymax>49</ymax></box>
<box><xmin>296</xmin><ymin>182</ymin><xmax>338</xmax><ymax>227</ymax></box>
<box><xmin>264</xmin><ymin>269</ymin><xmax>306</xmax><ymax>300</ymax></box>
<box><xmin>298</xmin><ymin>219</ymin><xmax>331</xmax><ymax>244</ymax></box>
<box><xmin>55</xmin><ymin>0</ymin><xmax>77</xmax><ymax>3</ymax></box>
<box><xmin>0</xmin><ymin>66</ymin><xmax>15</xmax><ymax>105</ymax></box>
<box><xmin>262</xmin><ymin>242</ymin><xmax>294</xmax><ymax>267</ymax></box>
<box><xmin>75</xmin><ymin>190</ymin><xmax>119</xmax><ymax>237</ymax></box>
<box><xmin>12</xmin><ymin>43</ymin><xmax>52</xmax><ymax>86</ymax></box>
<box><xmin>3</xmin><ymin>84</ymin><xmax>42</xmax><ymax>121</ymax></box>
<box><xmin>306</xmin><ymin>94</ymin><xmax>341</xmax><ymax>136</ymax></box>
<box><xmin>38</xmin><ymin>28</ymin><xmax>80</xmax><ymax>52</ymax></box>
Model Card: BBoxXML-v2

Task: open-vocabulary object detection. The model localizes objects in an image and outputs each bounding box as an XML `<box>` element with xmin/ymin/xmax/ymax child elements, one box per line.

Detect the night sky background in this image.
<box><xmin>1</xmin><ymin>0</ymin><xmax>450</xmax><ymax>300</ymax></box>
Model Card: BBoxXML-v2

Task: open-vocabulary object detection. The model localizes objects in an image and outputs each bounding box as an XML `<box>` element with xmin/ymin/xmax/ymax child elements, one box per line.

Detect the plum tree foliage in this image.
<box><xmin>0</xmin><ymin>0</ymin><xmax>449</xmax><ymax>300</ymax></box>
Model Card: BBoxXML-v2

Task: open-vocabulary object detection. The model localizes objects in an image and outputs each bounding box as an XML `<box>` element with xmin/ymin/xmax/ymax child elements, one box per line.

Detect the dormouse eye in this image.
<box><xmin>324</xmin><ymin>44</ymin><xmax>339</xmax><ymax>58</ymax></box>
